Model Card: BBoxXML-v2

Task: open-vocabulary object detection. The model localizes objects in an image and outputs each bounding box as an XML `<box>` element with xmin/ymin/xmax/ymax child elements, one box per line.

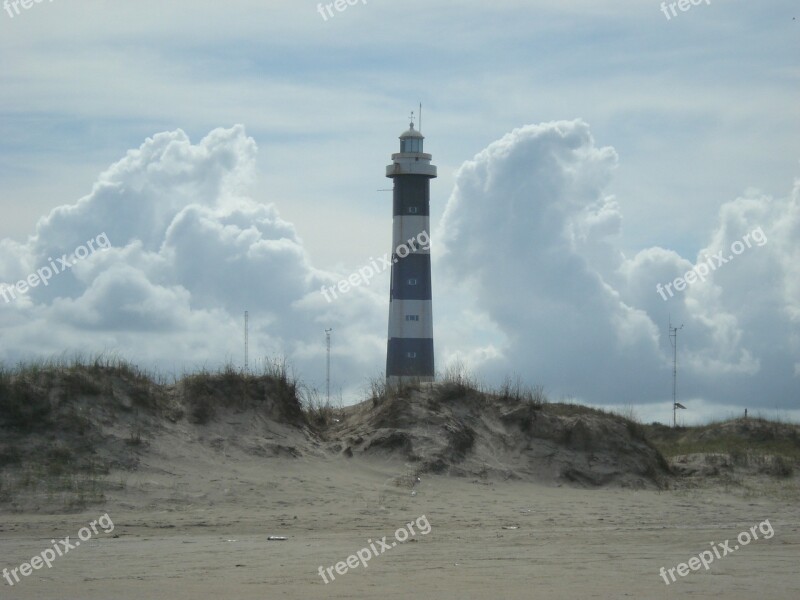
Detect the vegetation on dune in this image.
<box><xmin>181</xmin><ymin>358</ymin><xmax>304</xmax><ymax>425</ymax></box>
<box><xmin>0</xmin><ymin>354</ymin><xmax>310</xmax><ymax>511</ymax></box>
<box><xmin>366</xmin><ymin>363</ymin><xmax>547</xmax><ymax>410</ymax></box>
<box><xmin>646</xmin><ymin>418</ymin><xmax>799</xmax><ymax>479</ymax></box>
<box><xmin>0</xmin><ymin>354</ymin><xmax>796</xmax><ymax>510</ymax></box>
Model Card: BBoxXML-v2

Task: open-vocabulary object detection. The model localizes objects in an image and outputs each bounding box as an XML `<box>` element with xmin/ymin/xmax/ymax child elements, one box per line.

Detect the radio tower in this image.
<box><xmin>669</xmin><ymin>317</ymin><xmax>684</xmax><ymax>427</ymax></box>
<box><xmin>244</xmin><ymin>310</ymin><xmax>249</xmax><ymax>374</ymax></box>
<box><xmin>325</xmin><ymin>328</ymin><xmax>333</xmax><ymax>404</ymax></box>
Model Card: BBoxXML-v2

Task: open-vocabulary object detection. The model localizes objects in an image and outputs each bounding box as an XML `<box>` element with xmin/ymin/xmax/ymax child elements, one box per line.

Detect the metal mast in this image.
<box><xmin>325</xmin><ymin>328</ymin><xmax>333</xmax><ymax>404</ymax></box>
<box><xmin>669</xmin><ymin>317</ymin><xmax>683</xmax><ymax>427</ymax></box>
<box><xmin>244</xmin><ymin>310</ymin><xmax>249</xmax><ymax>374</ymax></box>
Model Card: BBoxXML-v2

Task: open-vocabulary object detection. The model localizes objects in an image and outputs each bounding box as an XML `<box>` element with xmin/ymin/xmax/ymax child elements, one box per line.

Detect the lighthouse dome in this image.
<box><xmin>400</xmin><ymin>123</ymin><xmax>424</xmax><ymax>138</ymax></box>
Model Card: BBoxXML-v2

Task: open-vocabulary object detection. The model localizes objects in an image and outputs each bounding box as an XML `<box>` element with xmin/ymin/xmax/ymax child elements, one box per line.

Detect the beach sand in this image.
<box><xmin>2</xmin><ymin>454</ymin><xmax>798</xmax><ymax>600</ymax></box>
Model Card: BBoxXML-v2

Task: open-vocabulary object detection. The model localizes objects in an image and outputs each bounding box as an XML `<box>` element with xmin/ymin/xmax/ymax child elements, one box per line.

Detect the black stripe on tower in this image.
<box><xmin>393</xmin><ymin>175</ymin><xmax>431</xmax><ymax>216</ymax></box>
<box><xmin>386</xmin><ymin>338</ymin><xmax>434</xmax><ymax>378</ymax></box>
<box><xmin>390</xmin><ymin>254</ymin><xmax>431</xmax><ymax>301</ymax></box>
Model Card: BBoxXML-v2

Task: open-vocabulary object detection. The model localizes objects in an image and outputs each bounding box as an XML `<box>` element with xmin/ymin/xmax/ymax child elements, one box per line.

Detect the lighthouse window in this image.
<box><xmin>402</xmin><ymin>138</ymin><xmax>422</xmax><ymax>153</ymax></box>
<box><xmin>408</xmin><ymin>278</ymin><xmax>418</xmax><ymax>286</ymax></box>
<box><xmin>407</xmin><ymin>352</ymin><xmax>417</xmax><ymax>359</ymax></box>
<box><xmin>408</xmin><ymin>207</ymin><xmax>418</xmax><ymax>214</ymax></box>
<box><xmin>405</xmin><ymin>315</ymin><xmax>419</xmax><ymax>321</ymax></box>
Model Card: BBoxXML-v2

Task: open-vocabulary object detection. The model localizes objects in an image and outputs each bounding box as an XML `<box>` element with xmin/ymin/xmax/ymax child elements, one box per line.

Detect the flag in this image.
<box><xmin>674</xmin><ymin>402</ymin><xmax>686</xmax><ymax>409</ymax></box>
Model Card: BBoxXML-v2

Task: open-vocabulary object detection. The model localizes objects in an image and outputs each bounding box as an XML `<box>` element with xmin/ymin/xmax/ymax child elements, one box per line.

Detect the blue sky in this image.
<box><xmin>1</xmin><ymin>0</ymin><xmax>798</xmax><ymax>423</ymax></box>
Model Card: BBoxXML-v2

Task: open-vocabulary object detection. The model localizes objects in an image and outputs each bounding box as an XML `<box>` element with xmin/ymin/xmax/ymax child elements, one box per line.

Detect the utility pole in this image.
<box><xmin>325</xmin><ymin>328</ymin><xmax>333</xmax><ymax>404</ymax></box>
<box><xmin>669</xmin><ymin>317</ymin><xmax>684</xmax><ymax>427</ymax></box>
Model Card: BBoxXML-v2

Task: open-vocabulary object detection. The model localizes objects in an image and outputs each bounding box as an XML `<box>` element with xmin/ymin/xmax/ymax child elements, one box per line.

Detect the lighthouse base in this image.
<box><xmin>386</xmin><ymin>336</ymin><xmax>434</xmax><ymax>383</ymax></box>
<box><xmin>387</xmin><ymin>374</ymin><xmax>435</xmax><ymax>386</ymax></box>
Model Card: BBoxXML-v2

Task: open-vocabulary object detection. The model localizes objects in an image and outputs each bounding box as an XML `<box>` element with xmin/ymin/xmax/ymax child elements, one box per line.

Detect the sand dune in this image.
<box><xmin>1</xmin><ymin>363</ymin><xmax>798</xmax><ymax>598</ymax></box>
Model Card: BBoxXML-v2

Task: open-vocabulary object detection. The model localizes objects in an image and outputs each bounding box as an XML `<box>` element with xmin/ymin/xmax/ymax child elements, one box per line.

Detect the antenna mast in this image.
<box><xmin>325</xmin><ymin>328</ymin><xmax>333</xmax><ymax>404</ymax></box>
<box><xmin>669</xmin><ymin>317</ymin><xmax>683</xmax><ymax>427</ymax></box>
<box><xmin>244</xmin><ymin>310</ymin><xmax>249</xmax><ymax>374</ymax></box>
<box><xmin>419</xmin><ymin>102</ymin><xmax>423</xmax><ymax>133</ymax></box>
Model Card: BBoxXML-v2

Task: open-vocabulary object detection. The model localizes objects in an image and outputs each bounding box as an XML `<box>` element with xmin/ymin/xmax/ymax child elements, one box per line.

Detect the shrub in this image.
<box><xmin>436</xmin><ymin>362</ymin><xmax>479</xmax><ymax>403</ymax></box>
<box><xmin>301</xmin><ymin>387</ymin><xmax>339</xmax><ymax>429</ymax></box>
<box><xmin>763</xmin><ymin>455</ymin><xmax>794</xmax><ymax>478</ymax></box>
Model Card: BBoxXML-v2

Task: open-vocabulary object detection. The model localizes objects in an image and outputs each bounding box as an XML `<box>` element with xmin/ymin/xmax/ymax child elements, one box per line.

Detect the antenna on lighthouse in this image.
<box><xmin>419</xmin><ymin>102</ymin><xmax>423</xmax><ymax>133</ymax></box>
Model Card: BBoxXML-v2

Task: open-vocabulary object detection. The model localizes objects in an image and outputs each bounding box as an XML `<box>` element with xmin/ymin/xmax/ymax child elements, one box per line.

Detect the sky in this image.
<box><xmin>0</xmin><ymin>0</ymin><xmax>798</xmax><ymax>424</ymax></box>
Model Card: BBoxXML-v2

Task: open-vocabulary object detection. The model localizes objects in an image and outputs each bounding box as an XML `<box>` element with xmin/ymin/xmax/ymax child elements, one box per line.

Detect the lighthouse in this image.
<box><xmin>385</xmin><ymin>116</ymin><xmax>437</xmax><ymax>384</ymax></box>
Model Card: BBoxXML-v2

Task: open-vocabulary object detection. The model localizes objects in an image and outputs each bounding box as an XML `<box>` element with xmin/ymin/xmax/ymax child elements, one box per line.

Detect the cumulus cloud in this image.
<box><xmin>438</xmin><ymin>119</ymin><xmax>799</xmax><ymax>413</ymax></box>
<box><xmin>0</xmin><ymin>126</ymin><xmax>385</xmax><ymax>392</ymax></box>
<box><xmin>1</xmin><ymin>121</ymin><xmax>797</xmax><ymax>417</ymax></box>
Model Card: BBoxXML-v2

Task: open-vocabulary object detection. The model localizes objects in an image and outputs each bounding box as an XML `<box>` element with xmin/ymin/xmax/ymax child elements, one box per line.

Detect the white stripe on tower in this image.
<box><xmin>392</xmin><ymin>216</ymin><xmax>431</xmax><ymax>254</ymax></box>
<box><xmin>385</xmin><ymin>117</ymin><xmax>436</xmax><ymax>385</ymax></box>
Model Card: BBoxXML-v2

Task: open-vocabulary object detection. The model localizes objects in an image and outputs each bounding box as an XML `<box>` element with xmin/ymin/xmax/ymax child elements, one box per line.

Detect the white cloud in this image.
<box><xmin>0</xmin><ymin>120</ymin><xmax>797</xmax><ymax>419</ymax></box>
<box><xmin>0</xmin><ymin>126</ymin><xmax>386</xmax><ymax>393</ymax></box>
<box><xmin>437</xmin><ymin>120</ymin><xmax>799</xmax><ymax>413</ymax></box>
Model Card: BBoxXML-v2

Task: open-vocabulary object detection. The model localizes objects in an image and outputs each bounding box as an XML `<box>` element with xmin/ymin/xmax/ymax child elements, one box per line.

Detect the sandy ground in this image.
<box><xmin>1</xmin><ymin>455</ymin><xmax>799</xmax><ymax>600</ymax></box>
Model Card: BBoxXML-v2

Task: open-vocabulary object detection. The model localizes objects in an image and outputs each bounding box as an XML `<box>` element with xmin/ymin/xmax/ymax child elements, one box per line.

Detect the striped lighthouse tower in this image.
<box><xmin>385</xmin><ymin>115</ymin><xmax>436</xmax><ymax>384</ymax></box>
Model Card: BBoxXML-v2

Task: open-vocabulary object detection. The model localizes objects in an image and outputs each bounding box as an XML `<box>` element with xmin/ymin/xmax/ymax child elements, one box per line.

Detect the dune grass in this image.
<box><xmin>0</xmin><ymin>353</ymin><xmax>310</xmax><ymax>510</ymax></box>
